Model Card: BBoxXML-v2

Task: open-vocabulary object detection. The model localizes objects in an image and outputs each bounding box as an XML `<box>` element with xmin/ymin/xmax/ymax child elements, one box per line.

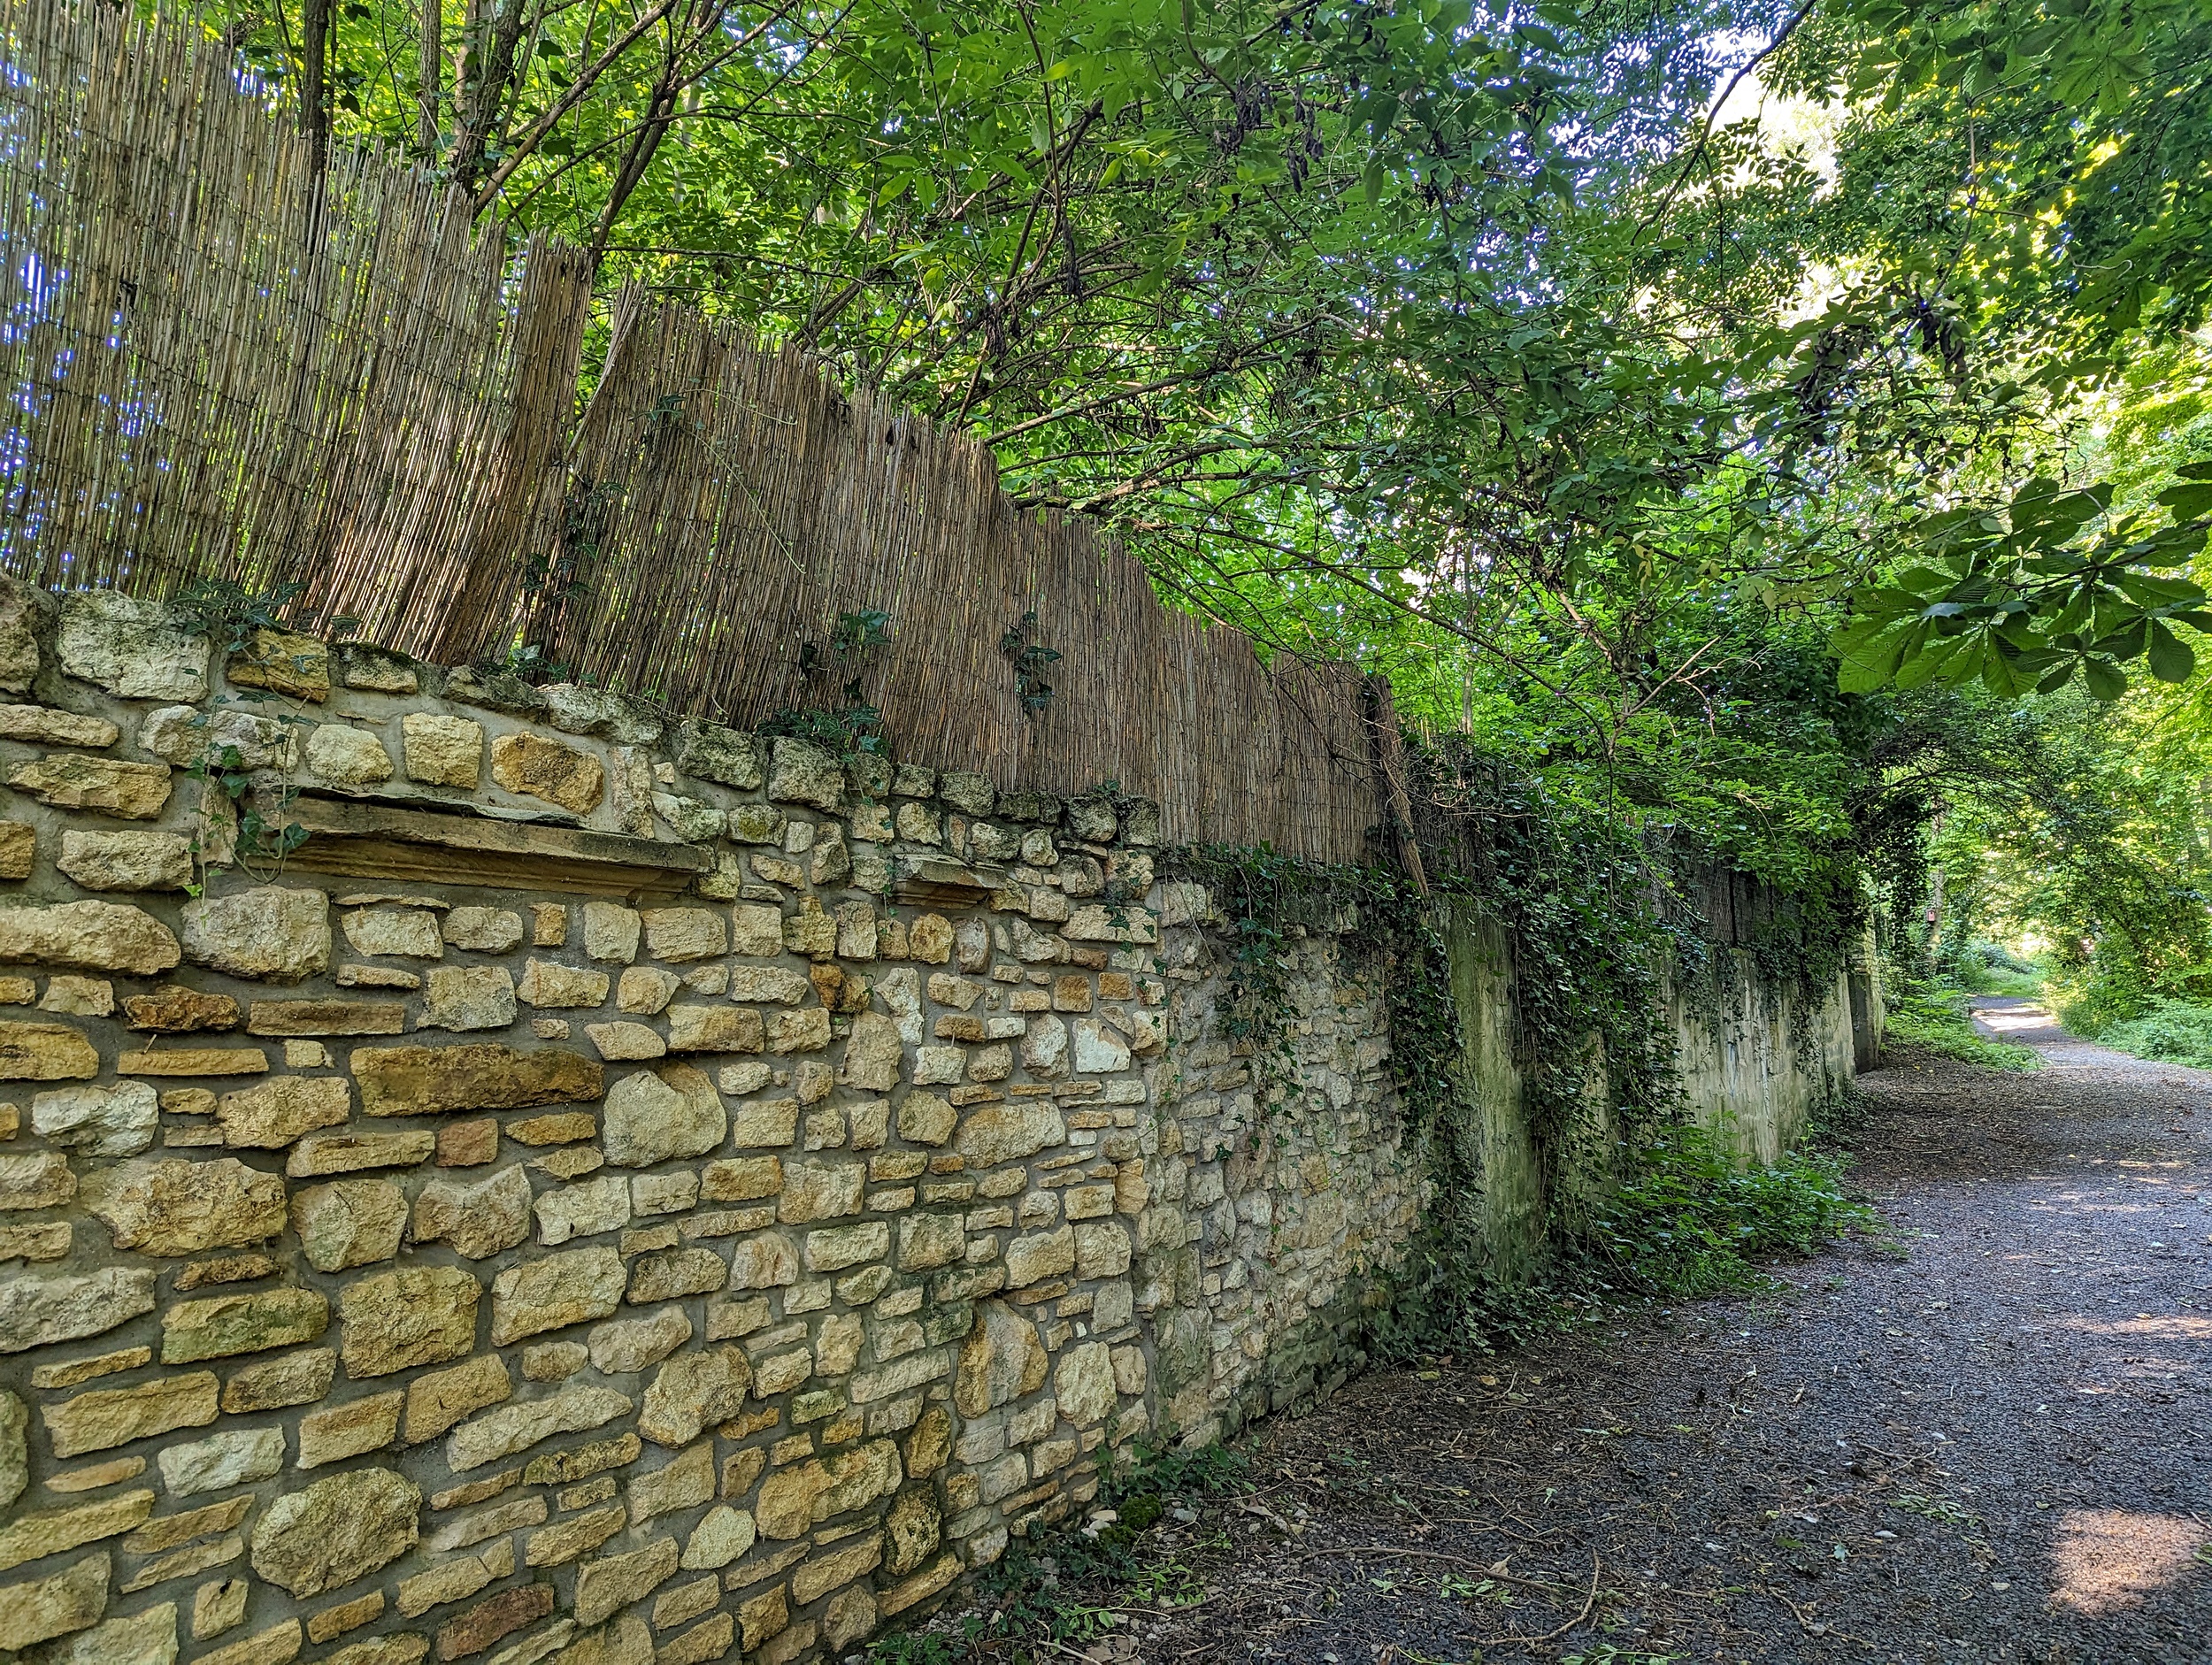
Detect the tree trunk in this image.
<box><xmin>418</xmin><ymin>0</ymin><xmax>441</xmax><ymax>153</ymax></box>
<box><xmin>302</xmin><ymin>0</ymin><xmax>331</xmax><ymax>171</ymax></box>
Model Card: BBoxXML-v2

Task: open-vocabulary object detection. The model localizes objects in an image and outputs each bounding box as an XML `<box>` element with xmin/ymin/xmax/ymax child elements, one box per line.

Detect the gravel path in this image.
<box><xmin>1049</xmin><ymin>1009</ymin><xmax>2212</xmax><ymax>1664</ymax></box>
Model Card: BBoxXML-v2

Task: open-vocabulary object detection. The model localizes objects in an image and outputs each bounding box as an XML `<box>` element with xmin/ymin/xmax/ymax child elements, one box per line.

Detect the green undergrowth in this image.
<box><xmin>2093</xmin><ymin>997</ymin><xmax>2212</xmax><ymax>1069</ymax></box>
<box><xmin>864</xmin><ymin>1444</ymin><xmax>1250</xmax><ymax>1663</ymax></box>
<box><xmin>1372</xmin><ymin>1121</ymin><xmax>1880</xmax><ymax>1362</ymax></box>
<box><xmin>1883</xmin><ymin>975</ymin><xmax>2040</xmax><ymax>1070</ymax></box>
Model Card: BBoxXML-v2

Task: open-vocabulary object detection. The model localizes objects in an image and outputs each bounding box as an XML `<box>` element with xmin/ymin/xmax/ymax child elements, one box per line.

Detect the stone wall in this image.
<box><xmin>0</xmin><ymin>587</ymin><xmax>1408</xmax><ymax>1665</ymax></box>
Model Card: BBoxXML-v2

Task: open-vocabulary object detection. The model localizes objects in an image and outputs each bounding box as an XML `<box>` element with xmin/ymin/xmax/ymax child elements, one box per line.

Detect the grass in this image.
<box><xmin>2093</xmin><ymin>997</ymin><xmax>2212</xmax><ymax>1069</ymax></box>
<box><xmin>1883</xmin><ymin>975</ymin><xmax>2039</xmax><ymax>1070</ymax></box>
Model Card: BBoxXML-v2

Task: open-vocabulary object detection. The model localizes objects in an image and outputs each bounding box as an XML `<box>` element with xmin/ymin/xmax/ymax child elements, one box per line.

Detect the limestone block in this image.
<box><xmin>401</xmin><ymin>1354</ymin><xmax>512</xmax><ymax>1446</ymax></box>
<box><xmin>954</xmin><ymin>1302</ymin><xmax>1048</xmax><ymax>1417</ymax></box>
<box><xmin>766</xmin><ymin>740</ymin><xmax>844</xmax><ymax>813</ymax></box>
<box><xmin>421</xmin><ymin>965</ymin><xmax>517</xmax><ymax>1032</ymax></box>
<box><xmin>640</xmin><ymin>909</ymin><xmax>724</xmax><ymax>963</ymax></box>
<box><xmin>581</xmin><ymin>903</ymin><xmax>640</xmax><ymax>964</ymax></box>
<box><xmin>412</xmin><ymin>1164</ymin><xmax>532</xmax><ymax>1260</ymax></box>
<box><xmin>338</xmin><ymin>1265</ymin><xmax>481</xmax><ymax>1377</ymax></box>
<box><xmin>956</xmin><ymin>1100</ymin><xmax>1066</xmax><ymax>1166</ymax></box>
<box><xmin>802</xmin><ymin>1221</ymin><xmax>887</xmax><ymax>1273</ymax></box>
<box><xmin>2</xmin><ymin>907</ymin><xmax>173</xmax><ymax>986</ymax></box>
<box><xmin>0</xmin><ymin>822</ymin><xmax>32</xmax><ymax>879</ymax></box>
<box><xmin>725</xmin><ymin>1234</ymin><xmax>798</xmax><ymax>1291</ymax></box>
<box><xmin>896</xmin><ymin>1211</ymin><xmax>964</xmax><ymax>1273</ymax></box>
<box><xmin>139</xmin><ymin>705</ymin><xmax>296</xmax><ymax>771</ymax></box>
<box><xmin>638</xmin><ymin>1347</ymin><xmax>750</xmax><ymax>1446</ymax></box>
<box><xmin>31</xmin><ymin>1082</ymin><xmax>157</xmax><ymax>1158</ymax></box>
<box><xmin>51</xmin><ymin>831</ymin><xmax>188</xmax><ymax>894</ymax></box>
<box><xmin>588</xmin><ymin>1308</ymin><xmax>692</xmax><ymax>1377</ymax></box>
<box><xmin>40</xmin><ymin>1599</ymin><xmax>176</xmax><ymax>1665</ymax></box>
<box><xmin>217</xmin><ymin>1077</ymin><xmax>350</xmax><ymax>1148</ymax></box>
<box><xmin>249</xmin><ymin>1468</ymin><xmax>420</xmax><ymax>1597</ymax></box>
<box><xmin>296</xmin><ymin>1393</ymin><xmax>402</xmax><ymax>1469</ymax></box>
<box><xmin>305</xmin><ymin>725</ymin><xmax>393</xmax><ymax>786</ymax></box>
<box><xmin>0</xmin><ymin>1150</ymin><xmax>74</xmax><ymax>1209</ymax></box>
<box><xmin>765</xmin><ymin>1009</ymin><xmax>829</xmax><ymax>1054</ymax></box>
<box><xmin>0</xmin><ymin>1551</ymin><xmax>111</xmax><ymax>1651</ymax></box>
<box><xmin>446</xmin><ymin>1384</ymin><xmax>631</xmax><ymax>1472</ymax></box>
<box><xmin>492</xmin><ymin>733</ymin><xmax>603</xmax><ymax>814</ymax></box>
<box><xmin>601</xmin><ymin>1065</ymin><xmax>724</xmax><ymax>1167</ymax></box>
<box><xmin>663</xmin><ymin>1005</ymin><xmax>761</xmax><ymax>1055</ymax></box>
<box><xmin>583</xmin><ymin>1022</ymin><xmax>662</xmax><ymax>1062</ymax></box>
<box><xmin>182</xmin><ymin>888</ymin><xmax>329</xmax><ymax>982</ymax></box>
<box><xmin>221</xmin><ymin>1350</ymin><xmax>335</xmax><ymax>1415</ymax></box>
<box><xmin>443</xmin><ymin>908</ymin><xmax>525</xmax><ymax>953</ymax></box>
<box><xmin>490</xmin><ymin>1244</ymin><xmax>625</xmax><ymax>1345</ymax></box>
<box><xmin>671</xmin><ymin>721</ymin><xmax>763</xmax><ymax>790</ymax></box>
<box><xmin>893</xmin><ymin>1091</ymin><xmax>956</xmax><ymax>1147</ymax></box>
<box><xmin>287</xmin><ymin>1130</ymin><xmax>434</xmax><ymax>1177</ymax></box>
<box><xmin>9</xmin><ymin>755</ymin><xmax>167</xmax><ymax>822</ymax></box>
<box><xmin>0</xmin><ymin>1489</ymin><xmax>150</xmax><ymax>1578</ymax></box>
<box><xmin>0</xmin><ymin>579</ymin><xmax>48</xmax><ymax>694</ymax></box>
<box><xmin>160</xmin><ymin>1288</ymin><xmax>327</xmax><ymax>1363</ymax></box>
<box><xmin>292</xmin><ymin>1179</ymin><xmax>407</xmax><ymax>1271</ymax></box>
<box><xmin>777</xmin><ymin>1162</ymin><xmax>863</xmax><ymax>1224</ymax></box>
<box><xmin>0</xmin><ymin>703</ymin><xmax>115</xmax><ymax>749</ymax></box>
<box><xmin>1002</xmin><ymin>1224</ymin><xmax>1075</xmax><ymax>1288</ymax></box>
<box><xmin>47</xmin><ymin>1373</ymin><xmax>218</xmax><ymax>1462</ymax></box>
<box><xmin>517</xmin><ymin>960</ymin><xmax>609</xmax><ymax>1009</ymax></box>
<box><xmin>677</xmin><ymin>1507</ymin><xmax>753</xmax><ymax>1573</ymax></box>
<box><xmin>352</xmin><ymin>1044</ymin><xmax>601</xmax><ymax>1115</ymax></box>
<box><xmin>1073</xmin><ymin>1219</ymin><xmax>1132</xmax><ymax>1278</ymax></box>
<box><xmin>342</xmin><ymin>909</ymin><xmax>442</xmax><ymax>961</ymax></box>
<box><xmin>124</xmin><ymin>986</ymin><xmax>238</xmax><ymax>1032</ymax></box>
<box><xmin>226</xmin><ymin>629</ymin><xmax>329</xmax><ymax>702</ymax></box>
<box><xmin>534</xmin><ymin>1176</ymin><xmax>630</xmax><ymax>1246</ymax></box>
<box><xmin>401</xmin><ymin>714</ymin><xmax>483</xmax><ymax>788</ymax></box>
<box><xmin>81</xmin><ymin>1159</ymin><xmax>286</xmax><ymax>1255</ymax></box>
<box><xmin>58</xmin><ymin>592</ymin><xmax>209</xmax><ymax>701</ymax></box>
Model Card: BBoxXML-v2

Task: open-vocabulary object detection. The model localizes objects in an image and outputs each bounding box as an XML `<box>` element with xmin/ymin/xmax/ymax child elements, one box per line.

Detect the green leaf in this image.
<box><xmin>2147</xmin><ymin>620</ymin><xmax>2196</xmax><ymax>684</ymax></box>
<box><xmin>2083</xmin><ymin>656</ymin><xmax>2128</xmax><ymax>701</ymax></box>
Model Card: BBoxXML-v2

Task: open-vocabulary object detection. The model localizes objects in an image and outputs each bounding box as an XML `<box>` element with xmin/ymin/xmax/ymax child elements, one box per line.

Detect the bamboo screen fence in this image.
<box><xmin>0</xmin><ymin>0</ymin><xmax>1388</xmax><ymax>860</ymax></box>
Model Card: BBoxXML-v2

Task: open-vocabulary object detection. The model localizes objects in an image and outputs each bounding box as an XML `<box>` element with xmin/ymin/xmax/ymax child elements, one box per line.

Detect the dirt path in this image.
<box><xmin>1065</xmin><ymin>1012</ymin><xmax>2212</xmax><ymax>1664</ymax></box>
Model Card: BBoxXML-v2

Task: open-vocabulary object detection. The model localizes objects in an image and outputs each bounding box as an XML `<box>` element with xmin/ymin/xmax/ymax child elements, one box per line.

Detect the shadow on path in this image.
<box><xmin>1089</xmin><ymin>1015</ymin><xmax>2212</xmax><ymax>1664</ymax></box>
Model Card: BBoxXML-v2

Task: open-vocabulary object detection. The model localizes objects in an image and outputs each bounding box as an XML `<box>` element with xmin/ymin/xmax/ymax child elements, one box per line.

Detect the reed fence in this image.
<box><xmin>0</xmin><ymin>0</ymin><xmax>1386</xmax><ymax>861</ymax></box>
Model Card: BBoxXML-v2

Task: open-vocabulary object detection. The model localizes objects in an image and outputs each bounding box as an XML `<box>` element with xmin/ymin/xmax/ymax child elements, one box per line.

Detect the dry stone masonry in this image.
<box><xmin>0</xmin><ymin>587</ymin><xmax>1412</xmax><ymax>1665</ymax></box>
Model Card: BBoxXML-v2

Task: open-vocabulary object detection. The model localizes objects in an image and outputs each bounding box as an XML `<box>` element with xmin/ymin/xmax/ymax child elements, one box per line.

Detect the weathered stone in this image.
<box><xmin>244</xmin><ymin>999</ymin><xmax>403</xmax><ymax>1037</ymax></box>
<box><xmin>215</xmin><ymin>1076</ymin><xmax>349</xmax><ymax>1148</ymax></box>
<box><xmin>670</xmin><ymin>721</ymin><xmax>763</xmax><ymax>789</ymax></box>
<box><xmin>36</xmin><ymin>975</ymin><xmax>111</xmax><ymax>1017</ymax></box>
<box><xmin>411</xmin><ymin>1164</ymin><xmax>531</xmax><ymax>1260</ymax></box>
<box><xmin>80</xmin><ymin>1159</ymin><xmax>285</xmax><ymax>1255</ymax></box>
<box><xmin>533</xmin><ymin>1177</ymin><xmax>628</xmax><ymax>1246</ymax></box>
<box><xmin>122</xmin><ymin>986</ymin><xmax>238</xmax><ymax>1033</ymax></box>
<box><xmin>490</xmin><ymin>1245</ymin><xmax>624</xmax><ymax>1345</ymax></box>
<box><xmin>0</xmin><ymin>579</ymin><xmax>47</xmax><ymax>695</ymax></box>
<box><xmin>1052</xmin><ymin>1339</ymin><xmax>1118</xmax><ymax>1425</ymax></box>
<box><xmin>339</xmin><ymin>1266</ymin><xmax>481</xmax><ymax>1377</ymax></box>
<box><xmin>601</xmin><ymin>1065</ymin><xmax>723</xmax><ymax>1167</ymax></box>
<box><xmin>114</xmin><ymin>1045</ymin><xmax>265</xmax><ymax>1077</ymax></box>
<box><xmin>588</xmin><ymin>1308</ymin><xmax>692</xmax><ymax>1377</ymax></box>
<box><xmin>1002</xmin><ymin>1225</ymin><xmax>1075</xmax><ymax>1288</ymax></box>
<box><xmin>540</xmin><ymin>686</ymin><xmax>660</xmax><ymax>746</ymax></box>
<box><xmin>637</xmin><ymin>1347</ymin><xmax>750</xmax><ymax>1446</ymax></box>
<box><xmin>402</xmin><ymin>714</ymin><xmax>484</xmax><ymax>788</ymax></box>
<box><xmin>138</xmin><ymin>704</ymin><xmax>296</xmax><ymax>771</ymax></box>
<box><xmin>56</xmin><ymin>832</ymin><xmax>192</xmax><ymax>894</ymax></box>
<box><xmin>447</xmin><ymin>1384</ymin><xmax>631</xmax><ymax>1473</ymax></box>
<box><xmin>954</xmin><ymin>1301</ymin><xmax>1048</xmax><ymax>1416</ymax></box>
<box><xmin>286</xmin><ymin>1129</ymin><xmax>434</xmax><ymax>1177</ymax></box>
<box><xmin>0</xmin><ymin>905</ymin><xmax>180</xmax><ymax>978</ymax></box>
<box><xmin>0</xmin><ymin>1391</ymin><xmax>22</xmax><ymax>1510</ymax></box>
<box><xmin>580</xmin><ymin>904</ymin><xmax>639</xmax><ymax>964</ymax></box>
<box><xmin>153</xmin><ymin>1425</ymin><xmax>282</xmax><ymax>1495</ymax></box>
<box><xmin>31</xmin><ymin>1082</ymin><xmax>157</xmax><ymax>1158</ymax></box>
<box><xmin>662</xmin><ymin>1005</ymin><xmax>761</xmax><ymax>1055</ymax></box>
<box><xmin>403</xmin><ymin>1354</ymin><xmax>512</xmax><ymax>1445</ymax></box>
<box><xmin>837</xmin><ymin>1010</ymin><xmax>902</xmax><ymax>1093</ymax></box>
<box><xmin>291</xmin><ymin>1179</ymin><xmax>406</xmax><ymax>1272</ymax></box>
<box><xmin>58</xmin><ymin>592</ymin><xmax>208</xmax><ymax>700</ymax></box>
<box><xmin>582</xmin><ymin>1023</ymin><xmax>661</xmax><ymax>1062</ymax></box>
<box><xmin>160</xmin><ymin>1288</ymin><xmax>327</xmax><ymax>1363</ymax></box>
<box><xmin>515</xmin><ymin>961</ymin><xmax>609</xmax><ymax>1009</ymax></box>
<box><xmin>305</xmin><ymin>725</ymin><xmax>393</xmax><ymax>785</ymax></box>
<box><xmin>777</xmin><ymin>1162</ymin><xmax>864</xmax><ymax>1224</ymax></box>
<box><xmin>192</xmin><ymin>1580</ymin><xmax>248</xmax><ymax>1642</ymax></box>
<box><xmin>181</xmin><ymin>889</ymin><xmax>330</xmax><ymax>983</ymax></box>
<box><xmin>1071</xmin><ymin>1017</ymin><xmax>1132</xmax><ymax>1073</ymax></box>
<box><xmin>296</xmin><ymin>1391</ymin><xmax>403</xmax><ymax>1468</ymax></box>
<box><xmin>491</xmin><ymin>733</ymin><xmax>603</xmax><ymax>815</ymax></box>
<box><xmin>327</xmin><ymin>1635</ymin><xmax>426</xmax><ymax>1665</ymax></box>
<box><xmin>956</xmin><ymin>1101</ymin><xmax>1066</xmax><ymax>1166</ymax></box>
<box><xmin>46</xmin><ymin>1373</ymin><xmax>217</xmax><ymax>1459</ymax></box>
<box><xmin>250</xmin><ymin>1469</ymin><xmax>420</xmax><ymax>1597</ymax></box>
<box><xmin>35</xmin><ymin>1599</ymin><xmax>176</xmax><ymax>1665</ymax></box>
<box><xmin>226</xmin><ymin>628</ymin><xmax>328</xmax><ymax>702</ymax></box>
<box><xmin>0</xmin><ymin>1552</ymin><xmax>111</xmax><ymax>1651</ymax></box>
<box><xmin>6</xmin><ymin>753</ymin><xmax>170</xmax><ymax>819</ymax></box>
<box><xmin>220</xmin><ymin>1349</ymin><xmax>336</xmax><ymax>1414</ymax></box>
<box><xmin>765</xmin><ymin>739</ymin><xmax>844</xmax><ymax>813</ymax></box>
<box><xmin>0</xmin><ymin>822</ymin><xmax>33</xmax><ymax>880</ymax></box>
<box><xmin>0</xmin><ymin>1489</ymin><xmax>151</xmax><ymax>1576</ymax></box>
<box><xmin>442</xmin><ymin>909</ymin><xmax>524</xmax><ymax>955</ymax></box>
<box><xmin>896</xmin><ymin>1210</ymin><xmax>964</xmax><ymax>1274</ymax></box>
<box><xmin>421</xmin><ymin>967</ymin><xmax>518</xmax><ymax>1032</ymax></box>
<box><xmin>802</xmin><ymin>1221</ymin><xmax>887</xmax><ymax>1273</ymax></box>
<box><xmin>431</xmin><ymin>1584</ymin><xmax>552</xmax><ymax>1661</ymax></box>
<box><xmin>765</xmin><ymin>1009</ymin><xmax>829</xmax><ymax>1054</ymax></box>
<box><xmin>354</xmin><ymin>1045</ymin><xmax>602</xmax><ymax>1116</ymax></box>
<box><xmin>618</xmin><ymin>1247</ymin><xmax>723</xmax><ymax>1305</ymax></box>
<box><xmin>342</xmin><ymin>909</ymin><xmax>442</xmax><ymax>960</ymax></box>
<box><xmin>341</xmin><ymin>648</ymin><xmax>419</xmax><ymax>695</ymax></box>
